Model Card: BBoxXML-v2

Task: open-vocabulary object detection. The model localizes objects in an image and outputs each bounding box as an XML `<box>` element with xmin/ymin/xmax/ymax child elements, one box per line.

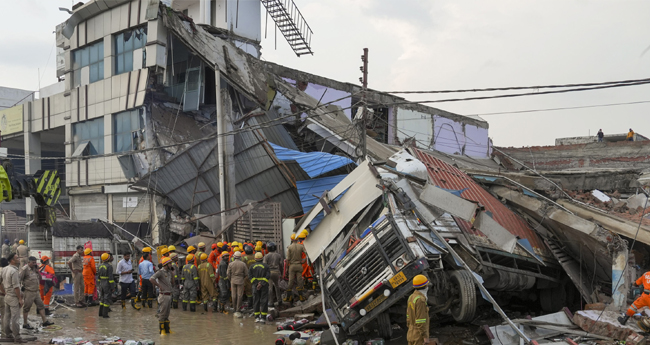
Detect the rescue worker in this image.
<box><xmin>217</xmin><ymin>252</ymin><xmax>230</xmax><ymax>313</ymax></box>
<box><xmin>1</xmin><ymin>239</ymin><xmax>10</xmax><ymax>259</ymax></box>
<box><xmin>167</xmin><ymin>245</ymin><xmax>177</xmax><ymax>255</ymax></box>
<box><xmin>181</xmin><ymin>254</ymin><xmax>199</xmax><ymax>312</ymax></box>
<box><xmin>137</xmin><ymin>247</ymin><xmax>153</xmax><ymax>305</ymax></box>
<box><xmin>39</xmin><ymin>256</ymin><xmax>56</xmax><ymax>315</ymax></box>
<box><xmin>407</xmin><ymin>275</ymin><xmax>430</xmax><ymax>345</ymax></box>
<box><xmin>242</xmin><ymin>245</ymin><xmax>256</xmax><ymax>306</ymax></box>
<box><xmin>160</xmin><ymin>247</ymin><xmax>169</xmax><ymax>258</ymax></box>
<box><xmin>82</xmin><ymin>248</ymin><xmax>97</xmax><ymax>306</ymax></box>
<box><xmin>195</xmin><ymin>242</ymin><xmax>206</xmax><ymax>267</ymax></box>
<box><xmin>298</xmin><ymin>230</ymin><xmax>315</xmax><ymax>289</ymax></box>
<box><xmin>150</xmin><ymin>256</ymin><xmax>174</xmax><ymax>335</ymax></box>
<box><xmin>16</xmin><ymin>240</ymin><xmax>29</xmax><ymax>268</ymax></box>
<box><xmin>208</xmin><ymin>243</ymin><xmax>221</xmax><ymax>269</ymax></box>
<box><xmin>139</xmin><ymin>252</ymin><xmax>155</xmax><ymax>309</ymax></box>
<box><xmin>187</xmin><ymin>245</ymin><xmax>197</xmax><ymax>258</ymax></box>
<box><xmin>1</xmin><ymin>254</ymin><xmax>24</xmax><ymax>342</ymax></box>
<box><xmin>170</xmin><ymin>253</ymin><xmax>181</xmax><ymax>309</ymax></box>
<box><xmin>197</xmin><ymin>253</ymin><xmax>217</xmax><ymax>312</ymax></box>
<box><xmin>227</xmin><ymin>251</ymin><xmax>248</xmax><ymax>314</ymax></box>
<box><xmin>263</xmin><ymin>242</ymin><xmax>283</xmax><ymax>306</ymax></box>
<box><xmin>285</xmin><ymin>234</ymin><xmax>306</xmax><ymax>303</ymax></box>
<box><xmin>250</xmin><ymin>252</ymin><xmax>270</xmax><ymax>322</ymax></box>
<box><xmin>97</xmin><ymin>253</ymin><xmax>115</xmax><ymax>319</ymax></box>
<box><xmin>10</xmin><ymin>239</ymin><xmax>18</xmax><ymax>255</ymax></box>
<box><xmin>67</xmin><ymin>245</ymin><xmax>85</xmax><ymax>307</ymax></box>
<box><xmin>620</xmin><ymin>270</ymin><xmax>650</xmax><ymax>325</ymax></box>
<box><xmin>231</xmin><ymin>247</ymin><xmax>241</xmax><ymax>262</ymax></box>
<box><xmin>20</xmin><ymin>256</ymin><xmax>54</xmax><ymax>329</ymax></box>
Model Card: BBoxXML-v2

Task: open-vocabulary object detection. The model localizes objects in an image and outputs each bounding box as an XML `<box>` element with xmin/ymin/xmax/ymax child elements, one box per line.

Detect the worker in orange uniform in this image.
<box><xmin>298</xmin><ymin>230</ymin><xmax>315</xmax><ymax>290</ymax></box>
<box><xmin>82</xmin><ymin>248</ymin><xmax>97</xmax><ymax>306</ymax></box>
<box><xmin>38</xmin><ymin>256</ymin><xmax>56</xmax><ymax>315</ymax></box>
<box><xmin>620</xmin><ymin>271</ymin><xmax>650</xmax><ymax>324</ymax></box>
<box><xmin>208</xmin><ymin>243</ymin><xmax>222</xmax><ymax>270</ymax></box>
<box><xmin>407</xmin><ymin>275</ymin><xmax>430</xmax><ymax>345</ymax></box>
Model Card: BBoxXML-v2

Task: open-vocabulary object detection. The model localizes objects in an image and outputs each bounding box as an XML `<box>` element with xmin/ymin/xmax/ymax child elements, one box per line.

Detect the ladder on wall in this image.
<box><xmin>261</xmin><ymin>0</ymin><xmax>314</xmax><ymax>56</ymax></box>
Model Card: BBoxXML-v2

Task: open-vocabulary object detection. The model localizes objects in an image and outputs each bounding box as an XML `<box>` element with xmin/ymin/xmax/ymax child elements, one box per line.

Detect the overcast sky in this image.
<box><xmin>2</xmin><ymin>0</ymin><xmax>649</xmax><ymax>147</ymax></box>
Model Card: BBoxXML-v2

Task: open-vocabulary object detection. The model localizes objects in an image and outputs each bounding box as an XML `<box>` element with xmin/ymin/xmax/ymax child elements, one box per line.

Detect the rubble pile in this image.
<box><xmin>50</xmin><ymin>337</ymin><xmax>155</xmax><ymax>345</ymax></box>
<box><xmin>565</xmin><ymin>189</ymin><xmax>650</xmax><ymax>225</ymax></box>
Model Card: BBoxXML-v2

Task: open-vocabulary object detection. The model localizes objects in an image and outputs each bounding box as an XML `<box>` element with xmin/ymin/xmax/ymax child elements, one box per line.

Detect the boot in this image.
<box><xmin>172</xmin><ymin>300</ymin><xmax>178</xmax><ymax>309</ymax></box>
<box><xmin>122</xmin><ymin>300</ymin><xmax>126</xmax><ymax>309</ymax></box>
<box><xmin>182</xmin><ymin>302</ymin><xmax>188</xmax><ymax>311</ymax></box>
<box><xmin>619</xmin><ymin>315</ymin><xmax>630</xmax><ymax>325</ymax></box>
<box><xmin>190</xmin><ymin>303</ymin><xmax>196</xmax><ymax>312</ymax></box>
<box><xmin>102</xmin><ymin>305</ymin><xmax>110</xmax><ymax>318</ymax></box>
<box><xmin>204</xmin><ymin>302</ymin><xmax>208</xmax><ymax>312</ymax></box>
<box><xmin>297</xmin><ymin>288</ymin><xmax>306</xmax><ymax>302</ymax></box>
<box><xmin>283</xmin><ymin>290</ymin><xmax>293</xmax><ymax>303</ymax></box>
<box><xmin>164</xmin><ymin>319</ymin><xmax>172</xmax><ymax>334</ymax></box>
<box><xmin>148</xmin><ymin>299</ymin><xmax>153</xmax><ymax>309</ymax></box>
<box><xmin>44</xmin><ymin>308</ymin><xmax>51</xmax><ymax>316</ymax></box>
<box><xmin>131</xmin><ymin>298</ymin><xmax>141</xmax><ymax>310</ymax></box>
<box><xmin>159</xmin><ymin>321</ymin><xmax>166</xmax><ymax>335</ymax></box>
<box><xmin>99</xmin><ymin>305</ymin><xmax>104</xmax><ymax>317</ymax></box>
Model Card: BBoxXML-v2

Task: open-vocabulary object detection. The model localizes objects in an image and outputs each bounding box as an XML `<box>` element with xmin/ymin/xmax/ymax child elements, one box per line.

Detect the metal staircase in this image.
<box><xmin>261</xmin><ymin>0</ymin><xmax>314</xmax><ymax>56</ymax></box>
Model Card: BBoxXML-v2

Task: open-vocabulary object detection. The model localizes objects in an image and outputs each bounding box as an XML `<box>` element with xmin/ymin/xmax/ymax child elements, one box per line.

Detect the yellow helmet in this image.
<box><xmin>200</xmin><ymin>253</ymin><xmax>208</xmax><ymax>260</ymax></box>
<box><xmin>232</xmin><ymin>241</ymin><xmax>239</xmax><ymax>247</ymax></box>
<box><xmin>256</xmin><ymin>241</ymin><xmax>263</xmax><ymax>247</ymax></box>
<box><xmin>290</xmin><ymin>234</ymin><xmax>296</xmax><ymax>241</ymax></box>
<box><xmin>170</xmin><ymin>253</ymin><xmax>178</xmax><ymax>259</ymax></box>
<box><xmin>19</xmin><ymin>240</ymin><xmax>24</xmax><ymax>244</ymax></box>
<box><xmin>167</xmin><ymin>245</ymin><xmax>176</xmax><ymax>252</ymax></box>
<box><xmin>217</xmin><ymin>242</ymin><xmax>223</xmax><ymax>247</ymax></box>
<box><xmin>221</xmin><ymin>252</ymin><xmax>229</xmax><ymax>257</ymax></box>
<box><xmin>84</xmin><ymin>248</ymin><xmax>92</xmax><ymax>255</ymax></box>
<box><xmin>298</xmin><ymin>229</ymin><xmax>308</xmax><ymax>239</ymax></box>
<box><xmin>142</xmin><ymin>247</ymin><xmax>152</xmax><ymax>253</ymax></box>
<box><xmin>160</xmin><ymin>257</ymin><xmax>172</xmax><ymax>266</ymax></box>
<box><xmin>101</xmin><ymin>253</ymin><xmax>110</xmax><ymax>261</ymax></box>
<box><xmin>255</xmin><ymin>245</ymin><xmax>262</xmax><ymax>252</ymax></box>
<box><xmin>186</xmin><ymin>254</ymin><xmax>195</xmax><ymax>263</ymax></box>
<box><xmin>198</xmin><ymin>242</ymin><xmax>206</xmax><ymax>249</ymax></box>
<box><xmin>234</xmin><ymin>247</ymin><xmax>241</xmax><ymax>253</ymax></box>
<box><xmin>413</xmin><ymin>274</ymin><xmax>429</xmax><ymax>289</ymax></box>
<box><xmin>255</xmin><ymin>252</ymin><xmax>263</xmax><ymax>259</ymax></box>
<box><xmin>187</xmin><ymin>246</ymin><xmax>196</xmax><ymax>253</ymax></box>
<box><xmin>160</xmin><ymin>248</ymin><xmax>169</xmax><ymax>255</ymax></box>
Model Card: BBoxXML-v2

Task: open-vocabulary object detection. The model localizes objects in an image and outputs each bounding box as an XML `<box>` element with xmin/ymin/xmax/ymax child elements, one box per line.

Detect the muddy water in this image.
<box><xmin>34</xmin><ymin>304</ymin><xmax>281</xmax><ymax>345</ymax></box>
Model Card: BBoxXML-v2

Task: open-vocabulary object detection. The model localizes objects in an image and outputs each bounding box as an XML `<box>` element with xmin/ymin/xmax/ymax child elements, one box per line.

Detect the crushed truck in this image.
<box><xmin>300</xmin><ymin>150</ymin><xmax>564</xmax><ymax>339</ymax></box>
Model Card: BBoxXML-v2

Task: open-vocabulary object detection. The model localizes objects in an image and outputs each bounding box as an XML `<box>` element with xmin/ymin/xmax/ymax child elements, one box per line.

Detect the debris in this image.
<box><xmin>585</xmin><ymin>303</ymin><xmax>606</xmax><ymax>310</ymax></box>
<box><xmin>573</xmin><ymin>310</ymin><xmax>643</xmax><ymax>343</ymax></box>
<box><xmin>592</xmin><ymin>189</ymin><xmax>611</xmax><ymax>202</ymax></box>
<box><xmin>294</xmin><ymin>314</ymin><xmax>315</xmax><ymax>321</ymax></box>
<box><xmin>278</xmin><ymin>295</ymin><xmax>323</xmax><ymax>317</ymax></box>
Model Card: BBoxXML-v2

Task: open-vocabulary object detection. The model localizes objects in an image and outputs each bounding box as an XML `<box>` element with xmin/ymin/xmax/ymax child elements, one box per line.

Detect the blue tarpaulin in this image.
<box><xmin>296</xmin><ymin>175</ymin><xmax>348</xmax><ymax>230</ymax></box>
<box><xmin>269</xmin><ymin>142</ymin><xmax>355</xmax><ymax>178</ymax></box>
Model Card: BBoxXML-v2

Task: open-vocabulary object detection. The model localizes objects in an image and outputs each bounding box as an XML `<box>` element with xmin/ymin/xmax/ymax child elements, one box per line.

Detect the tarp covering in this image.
<box><xmin>52</xmin><ymin>220</ymin><xmax>113</xmax><ymax>238</ymax></box>
<box><xmin>296</xmin><ymin>175</ymin><xmax>347</xmax><ymax>229</ymax></box>
<box><xmin>269</xmin><ymin>142</ymin><xmax>355</xmax><ymax>179</ymax></box>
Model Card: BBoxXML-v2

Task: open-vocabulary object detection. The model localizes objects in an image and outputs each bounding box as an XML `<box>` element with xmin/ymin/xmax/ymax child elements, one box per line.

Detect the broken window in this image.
<box><xmin>72</xmin><ymin>40</ymin><xmax>104</xmax><ymax>87</ymax></box>
<box><xmin>72</xmin><ymin>117</ymin><xmax>104</xmax><ymax>155</ymax></box>
<box><xmin>114</xmin><ymin>108</ymin><xmax>144</xmax><ymax>153</ymax></box>
<box><xmin>115</xmin><ymin>27</ymin><xmax>147</xmax><ymax>75</ymax></box>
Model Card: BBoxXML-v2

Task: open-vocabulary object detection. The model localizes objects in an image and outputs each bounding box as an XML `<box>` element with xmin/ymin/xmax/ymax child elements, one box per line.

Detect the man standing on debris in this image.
<box><xmin>181</xmin><ymin>254</ymin><xmax>199</xmax><ymax>312</ymax></box>
<box><xmin>38</xmin><ymin>256</ymin><xmax>55</xmax><ymax>315</ymax></box>
<box><xmin>217</xmin><ymin>252</ymin><xmax>230</xmax><ymax>313</ymax></box>
<box><xmin>407</xmin><ymin>275</ymin><xmax>430</xmax><ymax>345</ymax></box>
<box><xmin>0</xmin><ymin>254</ymin><xmax>24</xmax><ymax>343</ymax></box>
<box><xmin>67</xmin><ymin>245</ymin><xmax>85</xmax><ymax>307</ymax></box>
<box><xmin>19</xmin><ymin>257</ymin><xmax>54</xmax><ymax>329</ymax></box>
<box><xmin>627</xmin><ymin>128</ymin><xmax>635</xmax><ymax>141</ymax></box>
<box><xmin>620</xmin><ymin>270</ymin><xmax>650</xmax><ymax>325</ymax></box>
<box><xmin>97</xmin><ymin>253</ymin><xmax>115</xmax><ymax>319</ymax></box>
<box><xmin>16</xmin><ymin>240</ymin><xmax>29</xmax><ymax>268</ymax></box>
<box><xmin>250</xmin><ymin>252</ymin><xmax>270</xmax><ymax>322</ymax></box>
<box><xmin>169</xmin><ymin>253</ymin><xmax>181</xmax><ymax>309</ymax></box>
<box><xmin>263</xmin><ymin>242</ymin><xmax>283</xmax><ymax>306</ymax></box>
<box><xmin>82</xmin><ymin>248</ymin><xmax>96</xmax><ymax>306</ymax></box>
<box><xmin>1</xmin><ymin>239</ymin><xmax>10</xmax><ymax>259</ymax></box>
<box><xmin>139</xmin><ymin>251</ymin><xmax>155</xmax><ymax>309</ymax></box>
<box><xmin>285</xmin><ymin>234</ymin><xmax>307</xmax><ymax>303</ymax></box>
<box><xmin>117</xmin><ymin>252</ymin><xmax>139</xmax><ymax>310</ymax></box>
<box><xmin>150</xmin><ymin>257</ymin><xmax>174</xmax><ymax>335</ymax></box>
<box><xmin>197</xmin><ymin>253</ymin><xmax>217</xmax><ymax>312</ymax></box>
<box><xmin>597</xmin><ymin>129</ymin><xmax>604</xmax><ymax>142</ymax></box>
<box><xmin>227</xmin><ymin>251</ymin><xmax>248</xmax><ymax>314</ymax></box>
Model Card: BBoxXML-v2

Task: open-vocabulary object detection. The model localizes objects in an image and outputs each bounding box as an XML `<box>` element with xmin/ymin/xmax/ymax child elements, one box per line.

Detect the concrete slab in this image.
<box><xmin>573</xmin><ymin>310</ymin><xmax>645</xmax><ymax>344</ymax></box>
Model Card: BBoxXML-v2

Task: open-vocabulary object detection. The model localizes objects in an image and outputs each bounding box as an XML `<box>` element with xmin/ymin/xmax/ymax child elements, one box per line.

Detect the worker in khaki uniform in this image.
<box><xmin>285</xmin><ymin>234</ymin><xmax>306</xmax><ymax>303</ymax></box>
<box><xmin>407</xmin><ymin>275</ymin><xmax>431</xmax><ymax>345</ymax></box>
<box><xmin>263</xmin><ymin>242</ymin><xmax>283</xmax><ymax>306</ymax></box>
<box><xmin>10</xmin><ymin>239</ymin><xmax>18</xmax><ymax>255</ymax></box>
<box><xmin>197</xmin><ymin>253</ymin><xmax>217</xmax><ymax>312</ymax></box>
<box><xmin>16</xmin><ymin>240</ymin><xmax>29</xmax><ymax>268</ymax></box>
<box><xmin>97</xmin><ymin>253</ymin><xmax>115</xmax><ymax>319</ymax></box>
<box><xmin>227</xmin><ymin>251</ymin><xmax>248</xmax><ymax>314</ymax></box>
<box><xmin>1</xmin><ymin>239</ymin><xmax>10</xmax><ymax>259</ymax></box>
<box><xmin>150</xmin><ymin>257</ymin><xmax>174</xmax><ymax>335</ymax></box>
<box><xmin>0</xmin><ymin>254</ymin><xmax>24</xmax><ymax>343</ymax></box>
<box><xmin>181</xmin><ymin>254</ymin><xmax>199</xmax><ymax>312</ymax></box>
<box><xmin>67</xmin><ymin>245</ymin><xmax>85</xmax><ymax>307</ymax></box>
<box><xmin>169</xmin><ymin>253</ymin><xmax>181</xmax><ymax>309</ymax></box>
<box><xmin>20</xmin><ymin>257</ymin><xmax>54</xmax><ymax>329</ymax></box>
<box><xmin>195</xmin><ymin>243</ymin><xmax>206</xmax><ymax>267</ymax></box>
<box><xmin>621</xmin><ymin>271</ymin><xmax>650</xmax><ymax>324</ymax></box>
<box><xmin>82</xmin><ymin>248</ymin><xmax>97</xmax><ymax>306</ymax></box>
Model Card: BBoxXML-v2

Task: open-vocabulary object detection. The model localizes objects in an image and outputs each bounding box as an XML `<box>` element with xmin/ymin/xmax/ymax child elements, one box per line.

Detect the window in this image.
<box><xmin>73</xmin><ymin>118</ymin><xmax>104</xmax><ymax>156</ymax></box>
<box><xmin>114</xmin><ymin>109</ymin><xmax>144</xmax><ymax>153</ymax></box>
<box><xmin>115</xmin><ymin>27</ymin><xmax>147</xmax><ymax>75</ymax></box>
<box><xmin>72</xmin><ymin>40</ymin><xmax>104</xmax><ymax>87</ymax></box>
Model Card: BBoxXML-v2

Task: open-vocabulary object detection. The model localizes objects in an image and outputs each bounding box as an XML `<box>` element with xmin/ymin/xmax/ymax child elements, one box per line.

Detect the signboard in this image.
<box><xmin>0</xmin><ymin>105</ymin><xmax>23</xmax><ymax>135</ymax></box>
<box><xmin>123</xmin><ymin>197</ymin><xmax>138</xmax><ymax>208</ymax></box>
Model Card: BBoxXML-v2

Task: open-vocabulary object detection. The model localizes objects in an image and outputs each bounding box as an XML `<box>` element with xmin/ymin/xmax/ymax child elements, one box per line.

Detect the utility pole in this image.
<box><xmin>356</xmin><ymin>48</ymin><xmax>369</xmax><ymax>162</ymax></box>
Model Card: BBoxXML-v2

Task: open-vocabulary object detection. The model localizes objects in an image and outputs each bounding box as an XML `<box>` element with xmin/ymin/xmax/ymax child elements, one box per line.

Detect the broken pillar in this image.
<box><xmin>612</xmin><ymin>247</ymin><xmax>630</xmax><ymax>312</ymax></box>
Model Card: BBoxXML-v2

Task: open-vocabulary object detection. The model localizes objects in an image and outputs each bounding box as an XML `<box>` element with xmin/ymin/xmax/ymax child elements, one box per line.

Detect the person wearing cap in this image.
<box><xmin>138</xmin><ymin>252</ymin><xmax>155</xmax><ymax>309</ymax></box>
<box><xmin>0</xmin><ymin>254</ymin><xmax>24</xmax><ymax>342</ymax></box>
<box><xmin>263</xmin><ymin>242</ymin><xmax>283</xmax><ymax>306</ymax></box>
<box><xmin>137</xmin><ymin>247</ymin><xmax>154</xmax><ymax>304</ymax></box>
<box><xmin>285</xmin><ymin>233</ymin><xmax>306</xmax><ymax>303</ymax></box>
<box><xmin>407</xmin><ymin>275</ymin><xmax>430</xmax><ymax>345</ymax></box>
<box><xmin>0</xmin><ymin>258</ymin><xmax>7</xmax><ymax>316</ymax></box>
<box><xmin>181</xmin><ymin>254</ymin><xmax>199</xmax><ymax>312</ymax></box>
<box><xmin>160</xmin><ymin>247</ymin><xmax>170</xmax><ymax>258</ymax></box>
<box><xmin>208</xmin><ymin>243</ymin><xmax>221</xmax><ymax>270</ymax></box>
<box><xmin>242</xmin><ymin>245</ymin><xmax>256</xmax><ymax>306</ymax></box>
<box><xmin>67</xmin><ymin>245</ymin><xmax>85</xmax><ymax>307</ymax></box>
<box><xmin>82</xmin><ymin>248</ymin><xmax>97</xmax><ymax>306</ymax></box>
<box><xmin>227</xmin><ymin>251</ymin><xmax>248</xmax><ymax>314</ymax></box>
<box><xmin>116</xmin><ymin>253</ymin><xmax>139</xmax><ymax>310</ymax></box>
<box><xmin>167</xmin><ymin>245</ymin><xmax>177</xmax><ymax>254</ymax></box>
<box><xmin>298</xmin><ymin>230</ymin><xmax>315</xmax><ymax>290</ymax></box>
<box><xmin>97</xmin><ymin>253</ymin><xmax>115</xmax><ymax>319</ymax></box>
<box><xmin>150</xmin><ymin>256</ymin><xmax>174</xmax><ymax>335</ymax></box>
<box><xmin>38</xmin><ymin>256</ymin><xmax>56</xmax><ymax>315</ymax></box>
<box><xmin>195</xmin><ymin>243</ymin><xmax>206</xmax><ymax>265</ymax></box>
<box><xmin>217</xmin><ymin>252</ymin><xmax>230</xmax><ymax>313</ymax></box>
<box><xmin>197</xmin><ymin>253</ymin><xmax>217</xmax><ymax>312</ymax></box>
<box><xmin>16</xmin><ymin>240</ymin><xmax>29</xmax><ymax>268</ymax></box>
<box><xmin>1</xmin><ymin>239</ymin><xmax>10</xmax><ymax>259</ymax></box>
<box><xmin>169</xmin><ymin>253</ymin><xmax>181</xmax><ymax>309</ymax></box>
<box><xmin>20</xmin><ymin>256</ymin><xmax>54</xmax><ymax>329</ymax></box>
<box><xmin>249</xmin><ymin>252</ymin><xmax>270</xmax><ymax>322</ymax></box>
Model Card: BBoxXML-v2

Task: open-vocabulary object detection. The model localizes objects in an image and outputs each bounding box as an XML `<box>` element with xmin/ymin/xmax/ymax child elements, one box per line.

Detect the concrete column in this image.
<box><xmin>612</xmin><ymin>249</ymin><xmax>630</xmax><ymax>311</ymax></box>
<box><xmin>24</xmin><ymin>132</ymin><xmax>41</xmax><ymax>217</ymax></box>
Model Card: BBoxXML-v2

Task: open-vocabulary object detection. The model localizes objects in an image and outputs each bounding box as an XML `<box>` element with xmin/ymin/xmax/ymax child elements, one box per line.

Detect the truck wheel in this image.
<box><xmin>449</xmin><ymin>270</ymin><xmax>477</xmax><ymax>323</ymax></box>
<box><xmin>376</xmin><ymin>312</ymin><xmax>393</xmax><ymax>340</ymax></box>
<box><xmin>540</xmin><ymin>286</ymin><xmax>566</xmax><ymax>312</ymax></box>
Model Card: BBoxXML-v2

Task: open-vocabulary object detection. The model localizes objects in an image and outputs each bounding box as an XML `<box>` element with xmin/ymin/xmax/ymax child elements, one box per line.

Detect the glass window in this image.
<box><xmin>71</xmin><ymin>40</ymin><xmax>104</xmax><ymax>87</ymax></box>
<box><xmin>114</xmin><ymin>27</ymin><xmax>147</xmax><ymax>75</ymax></box>
<box><xmin>113</xmin><ymin>109</ymin><xmax>144</xmax><ymax>153</ymax></box>
<box><xmin>73</xmin><ymin>117</ymin><xmax>105</xmax><ymax>156</ymax></box>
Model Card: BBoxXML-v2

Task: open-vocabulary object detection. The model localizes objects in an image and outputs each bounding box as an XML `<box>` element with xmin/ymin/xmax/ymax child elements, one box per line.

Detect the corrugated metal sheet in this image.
<box><xmin>412</xmin><ymin>148</ymin><xmax>549</xmax><ymax>257</ymax></box>
<box><xmin>247</xmin><ymin>110</ymin><xmax>299</xmax><ymax>151</ymax></box>
<box><xmin>296</xmin><ymin>174</ymin><xmax>347</xmax><ymax>228</ymax></box>
<box><xmin>269</xmin><ymin>142</ymin><xmax>355</xmax><ymax>178</ymax></box>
